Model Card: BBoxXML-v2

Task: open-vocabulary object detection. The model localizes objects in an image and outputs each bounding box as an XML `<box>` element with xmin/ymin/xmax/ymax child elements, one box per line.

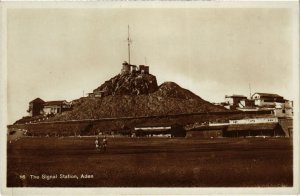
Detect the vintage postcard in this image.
<box><xmin>1</xmin><ymin>1</ymin><xmax>299</xmax><ymax>195</ymax></box>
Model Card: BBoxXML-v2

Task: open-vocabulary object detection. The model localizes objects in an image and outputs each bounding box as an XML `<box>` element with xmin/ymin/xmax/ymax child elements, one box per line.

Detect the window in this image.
<box><xmin>282</xmin><ymin>109</ymin><xmax>285</xmax><ymax>113</ymax></box>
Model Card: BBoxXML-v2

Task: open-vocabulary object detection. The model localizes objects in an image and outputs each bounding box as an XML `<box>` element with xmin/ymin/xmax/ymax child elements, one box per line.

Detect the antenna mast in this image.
<box><xmin>127</xmin><ymin>25</ymin><xmax>132</xmax><ymax>64</ymax></box>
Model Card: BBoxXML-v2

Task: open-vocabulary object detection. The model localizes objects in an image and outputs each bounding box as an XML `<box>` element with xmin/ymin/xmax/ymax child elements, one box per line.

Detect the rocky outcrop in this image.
<box><xmin>93</xmin><ymin>73</ymin><xmax>158</xmax><ymax>96</ymax></box>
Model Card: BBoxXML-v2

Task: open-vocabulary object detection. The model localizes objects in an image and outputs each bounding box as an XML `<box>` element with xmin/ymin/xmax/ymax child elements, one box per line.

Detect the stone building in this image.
<box><xmin>121</xmin><ymin>61</ymin><xmax>131</xmax><ymax>74</ymax></box>
<box><xmin>120</xmin><ymin>61</ymin><xmax>150</xmax><ymax>75</ymax></box>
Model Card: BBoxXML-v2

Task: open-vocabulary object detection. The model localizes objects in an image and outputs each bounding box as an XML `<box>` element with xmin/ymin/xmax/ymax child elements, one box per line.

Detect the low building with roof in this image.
<box><xmin>224</xmin><ymin>123</ymin><xmax>285</xmax><ymax>137</ymax></box>
<box><xmin>43</xmin><ymin>100</ymin><xmax>72</xmax><ymax>115</ymax></box>
<box><xmin>27</xmin><ymin>98</ymin><xmax>72</xmax><ymax>117</ymax></box>
<box><xmin>222</xmin><ymin>92</ymin><xmax>293</xmax><ymax>117</ymax></box>
<box><xmin>186</xmin><ymin>116</ymin><xmax>291</xmax><ymax>138</ymax></box>
<box><xmin>133</xmin><ymin>124</ymin><xmax>186</xmax><ymax>137</ymax></box>
<box><xmin>251</xmin><ymin>92</ymin><xmax>285</xmax><ymax>106</ymax></box>
<box><xmin>225</xmin><ymin>94</ymin><xmax>247</xmax><ymax>110</ymax></box>
<box><xmin>251</xmin><ymin>92</ymin><xmax>293</xmax><ymax>117</ymax></box>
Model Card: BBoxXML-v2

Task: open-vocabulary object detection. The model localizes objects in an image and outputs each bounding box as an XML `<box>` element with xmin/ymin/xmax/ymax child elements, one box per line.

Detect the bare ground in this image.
<box><xmin>7</xmin><ymin>137</ymin><xmax>293</xmax><ymax>187</ymax></box>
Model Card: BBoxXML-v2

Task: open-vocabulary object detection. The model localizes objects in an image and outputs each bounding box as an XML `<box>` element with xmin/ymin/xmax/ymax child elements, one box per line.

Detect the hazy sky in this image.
<box><xmin>6</xmin><ymin>7</ymin><xmax>297</xmax><ymax>124</ymax></box>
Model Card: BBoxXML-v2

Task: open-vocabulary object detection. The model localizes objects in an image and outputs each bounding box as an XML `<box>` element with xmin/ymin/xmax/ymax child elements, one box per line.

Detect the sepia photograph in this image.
<box><xmin>1</xmin><ymin>1</ymin><xmax>299</xmax><ymax>195</ymax></box>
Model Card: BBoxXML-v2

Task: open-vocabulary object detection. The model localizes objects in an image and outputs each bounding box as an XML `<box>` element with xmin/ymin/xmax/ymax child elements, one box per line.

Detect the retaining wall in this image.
<box><xmin>8</xmin><ymin>111</ymin><xmax>273</xmax><ymax>136</ymax></box>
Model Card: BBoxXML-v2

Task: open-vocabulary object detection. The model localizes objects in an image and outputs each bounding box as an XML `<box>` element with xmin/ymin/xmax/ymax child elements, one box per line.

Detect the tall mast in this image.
<box><xmin>127</xmin><ymin>25</ymin><xmax>132</xmax><ymax>64</ymax></box>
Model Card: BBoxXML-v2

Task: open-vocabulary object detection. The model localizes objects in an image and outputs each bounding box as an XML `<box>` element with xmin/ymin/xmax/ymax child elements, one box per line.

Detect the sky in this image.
<box><xmin>6</xmin><ymin>7</ymin><xmax>298</xmax><ymax>124</ymax></box>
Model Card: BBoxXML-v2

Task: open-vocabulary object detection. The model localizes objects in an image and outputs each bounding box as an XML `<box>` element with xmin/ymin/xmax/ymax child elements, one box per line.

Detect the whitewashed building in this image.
<box><xmin>251</xmin><ymin>93</ymin><xmax>284</xmax><ymax>106</ymax></box>
<box><xmin>251</xmin><ymin>93</ymin><xmax>293</xmax><ymax>117</ymax></box>
<box><xmin>43</xmin><ymin>100</ymin><xmax>72</xmax><ymax>115</ymax></box>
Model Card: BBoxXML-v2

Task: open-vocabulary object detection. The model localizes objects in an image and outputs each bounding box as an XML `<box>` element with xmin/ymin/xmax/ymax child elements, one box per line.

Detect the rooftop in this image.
<box><xmin>29</xmin><ymin>98</ymin><xmax>45</xmax><ymax>104</ymax></box>
<box><xmin>252</xmin><ymin>93</ymin><xmax>283</xmax><ymax>98</ymax></box>
<box><xmin>43</xmin><ymin>100</ymin><xmax>66</xmax><ymax>106</ymax></box>
<box><xmin>225</xmin><ymin>95</ymin><xmax>247</xmax><ymax>98</ymax></box>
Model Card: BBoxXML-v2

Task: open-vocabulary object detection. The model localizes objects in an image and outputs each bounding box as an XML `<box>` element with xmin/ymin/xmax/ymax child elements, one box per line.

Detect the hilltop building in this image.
<box><xmin>89</xmin><ymin>61</ymin><xmax>152</xmax><ymax>98</ymax></box>
<box><xmin>121</xmin><ymin>61</ymin><xmax>149</xmax><ymax>75</ymax></box>
<box><xmin>138</xmin><ymin>65</ymin><xmax>149</xmax><ymax>74</ymax></box>
<box><xmin>90</xmin><ymin>90</ymin><xmax>106</xmax><ymax>98</ymax></box>
<box><xmin>121</xmin><ymin>61</ymin><xmax>131</xmax><ymax>74</ymax></box>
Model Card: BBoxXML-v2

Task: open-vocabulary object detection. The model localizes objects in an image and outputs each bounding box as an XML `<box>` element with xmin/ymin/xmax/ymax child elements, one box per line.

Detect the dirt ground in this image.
<box><xmin>7</xmin><ymin>137</ymin><xmax>293</xmax><ymax>187</ymax></box>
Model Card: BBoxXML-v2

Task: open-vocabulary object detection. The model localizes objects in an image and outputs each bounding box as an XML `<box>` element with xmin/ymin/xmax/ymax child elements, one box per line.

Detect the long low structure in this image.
<box><xmin>208</xmin><ymin>117</ymin><xmax>278</xmax><ymax>126</ymax></box>
<box><xmin>229</xmin><ymin>117</ymin><xmax>278</xmax><ymax>124</ymax></box>
<box><xmin>187</xmin><ymin>117</ymin><xmax>291</xmax><ymax>138</ymax></box>
<box><xmin>224</xmin><ymin>123</ymin><xmax>285</xmax><ymax>137</ymax></box>
<box><xmin>134</xmin><ymin>125</ymin><xmax>186</xmax><ymax>137</ymax></box>
<box><xmin>134</xmin><ymin>126</ymin><xmax>172</xmax><ymax>131</ymax></box>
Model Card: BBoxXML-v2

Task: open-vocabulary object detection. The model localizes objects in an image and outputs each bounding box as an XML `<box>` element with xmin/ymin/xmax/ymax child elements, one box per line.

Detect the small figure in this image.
<box><xmin>102</xmin><ymin>136</ymin><xmax>107</xmax><ymax>152</ymax></box>
<box><xmin>95</xmin><ymin>136</ymin><xmax>100</xmax><ymax>151</ymax></box>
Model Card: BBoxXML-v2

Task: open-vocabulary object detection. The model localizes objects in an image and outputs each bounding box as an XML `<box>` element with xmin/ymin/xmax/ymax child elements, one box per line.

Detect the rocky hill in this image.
<box><xmin>14</xmin><ymin>66</ymin><xmax>228</xmax><ymax>124</ymax></box>
<box><xmin>50</xmin><ymin>80</ymin><xmax>227</xmax><ymax>121</ymax></box>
